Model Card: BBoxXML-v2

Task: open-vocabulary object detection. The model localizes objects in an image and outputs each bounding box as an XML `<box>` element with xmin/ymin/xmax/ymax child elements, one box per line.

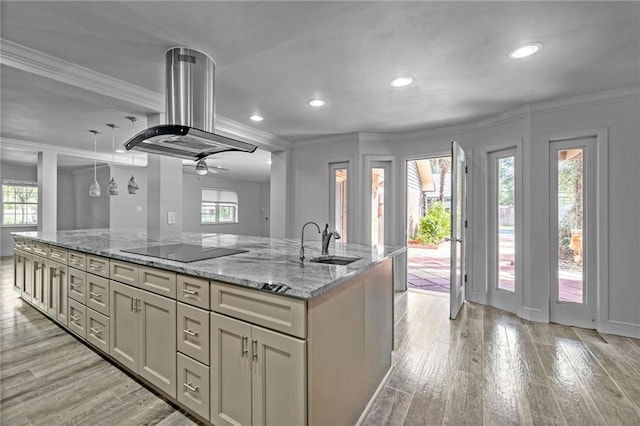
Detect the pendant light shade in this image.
<box><xmin>89</xmin><ymin>130</ymin><xmax>101</xmax><ymax>197</ymax></box>
<box><xmin>106</xmin><ymin>123</ymin><xmax>119</xmax><ymax>196</ymax></box>
<box><xmin>195</xmin><ymin>159</ymin><xmax>208</xmax><ymax>175</ymax></box>
<box><xmin>126</xmin><ymin>116</ymin><xmax>140</xmax><ymax>194</ymax></box>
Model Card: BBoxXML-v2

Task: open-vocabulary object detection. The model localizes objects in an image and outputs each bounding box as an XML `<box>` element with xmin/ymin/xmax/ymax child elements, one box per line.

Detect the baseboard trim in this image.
<box><xmin>519</xmin><ymin>306</ymin><xmax>545</xmax><ymax>322</ymax></box>
<box><xmin>467</xmin><ymin>291</ymin><xmax>487</xmax><ymax>305</ymax></box>
<box><xmin>601</xmin><ymin>320</ymin><xmax>640</xmax><ymax>338</ymax></box>
<box><xmin>355</xmin><ymin>360</ymin><xmax>395</xmax><ymax>426</ymax></box>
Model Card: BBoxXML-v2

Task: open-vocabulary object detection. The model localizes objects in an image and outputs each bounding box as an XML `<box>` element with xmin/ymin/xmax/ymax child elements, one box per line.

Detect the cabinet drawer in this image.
<box><xmin>177</xmin><ymin>302</ymin><xmax>209</xmax><ymax>365</ymax></box>
<box><xmin>211</xmin><ymin>282</ymin><xmax>307</xmax><ymax>339</ymax></box>
<box><xmin>110</xmin><ymin>260</ymin><xmax>138</xmax><ymax>286</ymax></box>
<box><xmin>32</xmin><ymin>242</ymin><xmax>49</xmax><ymax>258</ymax></box>
<box><xmin>139</xmin><ymin>266</ymin><xmax>176</xmax><ymax>299</ymax></box>
<box><xmin>87</xmin><ymin>255</ymin><xmax>109</xmax><ymax>278</ymax></box>
<box><xmin>14</xmin><ymin>238</ymin><xmax>31</xmax><ymax>252</ymax></box>
<box><xmin>48</xmin><ymin>246</ymin><xmax>68</xmax><ymax>264</ymax></box>
<box><xmin>177</xmin><ymin>353</ymin><xmax>210</xmax><ymax>421</ymax></box>
<box><xmin>177</xmin><ymin>275</ymin><xmax>210</xmax><ymax>310</ymax></box>
<box><xmin>68</xmin><ymin>251</ymin><xmax>87</xmax><ymax>270</ymax></box>
<box><xmin>68</xmin><ymin>299</ymin><xmax>87</xmax><ymax>339</ymax></box>
<box><xmin>87</xmin><ymin>308</ymin><xmax>109</xmax><ymax>354</ymax></box>
<box><xmin>87</xmin><ymin>275</ymin><xmax>109</xmax><ymax>316</ymax></box>
<box><xmin>68</xmin><ymin>268</ymin><xmax>87</xmax><ymax>304</ymax></box>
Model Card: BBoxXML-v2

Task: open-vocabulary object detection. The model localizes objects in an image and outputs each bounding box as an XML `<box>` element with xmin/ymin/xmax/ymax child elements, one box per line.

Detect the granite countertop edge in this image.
<box><xmin>12</xmin><ymin>230</ymin><xmax>405</xmax><ymax>300</ymax></box>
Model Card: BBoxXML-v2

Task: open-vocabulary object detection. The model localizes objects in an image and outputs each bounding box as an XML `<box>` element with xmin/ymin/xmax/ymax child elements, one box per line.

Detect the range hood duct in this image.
<box><xmin>124</xmin><ymin>47</ymin><xmax>257</xmax><ymax>160</ymax></box>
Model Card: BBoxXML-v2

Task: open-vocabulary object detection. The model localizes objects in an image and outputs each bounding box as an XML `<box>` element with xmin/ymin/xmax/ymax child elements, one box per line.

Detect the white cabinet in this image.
<box><xmin>210</xmin><ymin>313</ymin><xmax>306</xmax><ymax>426</ymax></box>
<box><xmin>46</xmin><ymin>260</ymin><xmax>68</xmax><ymax>324</ymax></box>
<box><xmin>32</xmin><ymin>255</ymin><xmax>48</xmax><ymax>311</ymax></box>
<box><xmin>13</xmin><ymin>250</ymin><xmax>27</xmax><ymax>294</ymax></box>
<box><xmin>109</xmin><ymin>281</ymin><xmax>177</xmax><ymax>398</ymax></box>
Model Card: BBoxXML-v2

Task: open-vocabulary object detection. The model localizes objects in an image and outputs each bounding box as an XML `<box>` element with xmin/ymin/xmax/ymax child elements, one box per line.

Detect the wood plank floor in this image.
<box><xmin>2</xmin><ymin>257</ymin><xmax>640</xmax><ymax>425</ymax></box>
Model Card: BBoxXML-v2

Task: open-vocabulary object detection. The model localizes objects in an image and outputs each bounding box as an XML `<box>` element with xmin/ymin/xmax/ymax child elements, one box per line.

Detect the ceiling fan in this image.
<box><xmin>182</xmin><ymin>159</ymin><xmax>230</xmax><ymax>176</ymax></box>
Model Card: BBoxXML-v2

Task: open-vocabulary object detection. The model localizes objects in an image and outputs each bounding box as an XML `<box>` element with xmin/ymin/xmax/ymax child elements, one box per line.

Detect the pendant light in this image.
<box><xmin>106</xmin><ymin>123</ymin><xmax>119</xmax><ymax>195</ymax></box>
<box><xmin>125</xmin><ymin>116</ymin><xmax>140</xmax><ymax>194</ymax></box>
<box><xmin>88</xmin><ymin>130</ymin><xmax>101</xmax><ymax>197</ymax></box>
<box><xmin>195</xmin><ymin>159</ymin><xmax>208</xmax><ymax>175</ymax></box>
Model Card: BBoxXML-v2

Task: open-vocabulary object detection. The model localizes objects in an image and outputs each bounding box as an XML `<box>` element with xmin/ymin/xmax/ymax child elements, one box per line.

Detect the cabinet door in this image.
<box><xmin>56</xmin><ymin>264</ymin><xmax>68</xmax><ymax>326</ymax></box>
<box><xmin>22</xmin><ymin>255</ymin><xmax>33</xmax><ymax>301</ymax></box>
<box><xmin>211</xmin><ymin>313</ymin><xmax>252</xmax><ymax>426</ymax></box>
<box><xmin>68</xmin><ymin>299</ymin><xmax>87</xmax><ymax>339</ymax></box>
<box><xmin>68</xmin><ymin>268</ymin><xmax>87</xmax><ymax>304</ymax></box>
<box><xmin>177</xmin><ymin>302</ymin><xmax>209</xmax><ymax>365</ymax></box>
<box><xmin>33</xmin><ymin>256</ymin><xmax>48</xmax><ymax>310</ymax></box>
<box><xmin>13</xmin><ymin>252</ymin><xmax>24</xmax><ymax>293</ymax></box>
<box><xmin>45</xmin><ymin>262</ymin><xmax>59</xmax><ymax>318</ymax></box>
<box><xmin>109</xmin><ymin>281</ymin><xmax>139</xmax><ymax>372</ymax></box>
<box><xmin>251</xmin><ymin>326</ymin><xmax>306</xmax><ymax>426</ymax></box>
<box><xmin>87</xmin><ymin>308</ymin><xmax>110</xmax><ymax>354</ymax></box>
<box><xmin>138</xmin><ymin>290</ymin><xmax>177</xmax><ymax>398</ymax></box>
<box><xmin>87</xmin><ymin>275</ymin><xmax>109</xmax><ymax>316</ymax></box>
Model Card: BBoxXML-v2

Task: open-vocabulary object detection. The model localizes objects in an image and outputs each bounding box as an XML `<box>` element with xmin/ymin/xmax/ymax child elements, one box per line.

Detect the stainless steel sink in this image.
<box><xmin>309</xmin><ymin>255</ymin><xmax>360</xmax><ymax>265</ymax></box>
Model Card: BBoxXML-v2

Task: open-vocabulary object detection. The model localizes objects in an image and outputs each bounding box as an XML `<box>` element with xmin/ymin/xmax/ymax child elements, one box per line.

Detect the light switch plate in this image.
<box><xmin>136</xmin><ymin>205</ymin><xmax>143</xmax><ymax>212</ymax></box>
<box><xmin>167</xmin><ymin>211</ymin><xmax>176</xmax><ymax>224</ymax></box>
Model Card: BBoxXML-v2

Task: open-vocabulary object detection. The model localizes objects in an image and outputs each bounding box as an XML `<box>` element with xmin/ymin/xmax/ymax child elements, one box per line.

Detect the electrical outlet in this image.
<box><xmin>167</xmin><ymin>211</ymin><xmax>176</xmax><ymax>224</ymax></box>
<box><xmin>136</xmin><ymin>205</ymin><xmax>143</xmax><ymax>212</ymax></box>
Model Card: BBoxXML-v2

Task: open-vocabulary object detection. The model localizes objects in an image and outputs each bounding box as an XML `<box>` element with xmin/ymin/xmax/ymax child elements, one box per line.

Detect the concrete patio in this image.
<box><xmin>407</xmin><ymin>235</ymin><xmax>583</xmax><ymax>303</ymax></box>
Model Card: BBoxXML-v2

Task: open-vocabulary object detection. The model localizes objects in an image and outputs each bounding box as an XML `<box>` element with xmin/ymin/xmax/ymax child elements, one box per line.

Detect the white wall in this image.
<box><xmin>288</xmin><ymin>88</ymin><xmax>640</xmax><ymax>338</ymax></box>
<box><xmin>108</xmin><ymin>165</ymin><xmax>147</xmax><ymax>230</ymax></box>
<box><xmin>182</xmin><ymin>173</ymin><xmax>268</xmax><ymax>237</ymax></box>
<box><xmin>0</xmin><ymin>163</ymin><xmax>38</xmax><ymax>256</ymax></box>
<box><xmin>71</xmin><ymin>165</ymin><xmax>110</xmax><ymax>229</ymax></box>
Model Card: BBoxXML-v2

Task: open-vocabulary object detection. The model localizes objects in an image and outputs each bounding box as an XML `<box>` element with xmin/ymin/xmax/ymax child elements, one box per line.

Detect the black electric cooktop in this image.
<box><xmin>121</xmin><ymin>244</ymin><xmax>248</xmax><ymax>263</ymax></box>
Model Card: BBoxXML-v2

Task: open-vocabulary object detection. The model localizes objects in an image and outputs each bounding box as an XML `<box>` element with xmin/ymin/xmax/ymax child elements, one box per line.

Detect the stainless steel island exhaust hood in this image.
<box><xmin>124</xmin><ymin>47</ymin><xmax>257</xmax><ymax>160</ymax></box>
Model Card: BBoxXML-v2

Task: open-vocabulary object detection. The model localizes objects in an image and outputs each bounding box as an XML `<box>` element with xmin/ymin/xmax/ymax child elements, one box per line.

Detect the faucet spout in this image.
<box><xmin>300</xmin><ymin>221</ymin><xmax>321</xmax><ymax>262</ymax></box>
<box><xmin>321</xmin><ymin>223</ymin><xmax>341</xmax><ymax>255</ymax></box>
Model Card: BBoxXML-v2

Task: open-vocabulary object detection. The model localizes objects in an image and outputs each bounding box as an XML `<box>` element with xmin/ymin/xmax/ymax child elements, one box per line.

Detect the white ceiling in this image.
<box><xmin>1</xmin><ymin>1</ymin><xmax>639</xmax><ymax>181</ymax></box>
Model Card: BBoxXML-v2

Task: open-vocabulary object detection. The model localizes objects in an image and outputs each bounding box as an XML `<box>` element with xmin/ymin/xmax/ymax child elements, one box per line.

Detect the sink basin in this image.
<box><xmin>309</xmin><ymin>255</ymin><xmax>360</xmax><ymax>265</ymax></box>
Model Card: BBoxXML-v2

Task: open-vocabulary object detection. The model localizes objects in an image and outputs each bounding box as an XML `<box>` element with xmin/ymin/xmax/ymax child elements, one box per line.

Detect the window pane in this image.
<box><xmin>201</xmin><ymin>188</ymin><xmax>238</xmax><ymax>224</ymax></box>
<box><xmin>371</xmin><ymin>168</ymin><xmax>385</xmax><ymax>247</ymax></box>
<box><xmin>334</xmin><ymin>168</ymin><xmax>348</xmax><ymax>243</ymax></box>
<box><xmin>497</xmin><ymin>156</ymin><xmax>515</xmax><ymax>292</ymax></box>
<box><xmin>1</xmin><ymin>183</ymin><xmax>38</xmax><ymax>225</ymax></box>
<box><xmin>557</xmin><ymin>148</ymin><xmax>584</xmax><ymax>303</ymax></box>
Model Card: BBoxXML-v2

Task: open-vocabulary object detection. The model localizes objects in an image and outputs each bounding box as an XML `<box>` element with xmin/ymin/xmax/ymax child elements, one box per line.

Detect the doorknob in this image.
<box><xmin>456</xmin><ymin>238</ymin><xmax>463</xmax><ymax>243</ymax></box>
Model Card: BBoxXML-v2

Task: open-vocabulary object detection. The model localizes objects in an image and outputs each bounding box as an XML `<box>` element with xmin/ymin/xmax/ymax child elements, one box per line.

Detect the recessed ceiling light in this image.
<box><xmin>115</xmin><ymin>149</ymin><xmax>126</xmax><ymax>153</ymax></box>
<box><xmin>308</xmin><ymin>98</ymin><xmax>327</xmax><ymax>107</ymax></box>
<box><xmin>508</xmin><ymin>42</ymin><xmax>543</xmax><ymax>59</ymax></box>
<box><xmin>250</xmin><ymin>114</ymin><xmax>264</xmax><ymax>122</ymax></box>
<box><xmin>390</xmin><ymin>76</ymin><xmax>414</xmax><ymax>88</ymax></box>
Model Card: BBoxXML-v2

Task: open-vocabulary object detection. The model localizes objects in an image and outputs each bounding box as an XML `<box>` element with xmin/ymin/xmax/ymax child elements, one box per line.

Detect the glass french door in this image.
<box><xmin>450</xmin><ymin>141</ymin><xmax>467</xmax><ymax>320</ymax></box>
<box><xmin>329</xmin><ymin>162</ymin><xmax>349</xmax><ymax>243</ymax></box>
<box><xmin>549</xmin><ymin>137</ymin><xmax>596</xmax><ymax>328</ymax></box>
<box><xmin>369</xmin><ymin>161</ymin><xmax>391</xmax><ymax>250</ymax></box>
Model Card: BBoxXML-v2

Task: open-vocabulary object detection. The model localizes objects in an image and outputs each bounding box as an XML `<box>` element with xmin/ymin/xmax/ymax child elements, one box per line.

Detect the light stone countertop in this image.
<box><xmin>13</xmin><ymin>229</ymin><xmax>404</xmax><ymax>299</ymax></box>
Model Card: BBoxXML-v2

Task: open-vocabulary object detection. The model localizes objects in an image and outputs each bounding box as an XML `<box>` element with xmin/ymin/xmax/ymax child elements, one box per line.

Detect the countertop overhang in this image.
<box><xmin>12</xmin><ymin>230</ymin><xmax>405</xmax><ymax>299</ymax></box>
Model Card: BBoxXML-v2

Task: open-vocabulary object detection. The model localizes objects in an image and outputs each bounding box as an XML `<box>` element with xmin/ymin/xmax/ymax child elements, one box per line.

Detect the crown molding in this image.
<box><xmin>0</xmin><ymin>38</ymin><xmax>164</xmax><ymax>112</ymax></box>
<box><xmin>215</xmin><ymin>116</ymin><xmax>291</xmax><ymax>151</ymax></box>
<box><xmin>1</xmin><ymin>137</ymin><xmax>148</xmax><ymax>167</ymax></box>
<box><xmin>529</xmin><ymin>85</ymin><xmax>640</xmax><ymax>115</ymax></box>
<box><xmin>292</xmin><ymin>132</ymin><xmax>359</xmax><ymax>148</ymax></box>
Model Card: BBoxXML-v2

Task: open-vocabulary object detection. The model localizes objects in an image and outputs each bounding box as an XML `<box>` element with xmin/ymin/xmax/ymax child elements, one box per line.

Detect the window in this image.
<box><xmin>329</xmin><ymin>162</ymin><xmax>349</xmax><ymax>243</ymax></box>
<box><xmin>201</xmin><ymin>188</ymin><xmax>238</xmax><ymax>224</ymax></box>
<box><xmin>2</xmin><ymin>181</ymin><xmax>38</xmax><ymax>225</ymax></box>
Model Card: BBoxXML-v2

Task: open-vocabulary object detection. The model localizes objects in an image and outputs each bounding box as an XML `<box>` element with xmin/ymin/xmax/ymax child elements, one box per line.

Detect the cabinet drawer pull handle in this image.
<box><xmin>183</xmin><ymin>329</ymin><xmax>198</xmax><ymax>337</ymax></box>
<box><xmin>183</xmin><ymin>382</ymin><xmax>199</xmax><ymax>393</ymax></box>
<box><xmin>70</xmin><ymin>259</ymin><xmax>81</xmax><ymax>266</ymax></box>
<box><xmin>182</xmin><ymin>288</ymin><xmax>199</xmax><ymax>295</ymax></box>
<box><xmin>131</xmin><ymin>296</ymin><xmax>134</xmax><ymax>311</ymax></box>
<box><xmin>90</xmin><ymin>291</ymin><xmax>102</xmax><ymax>299</ymax></box>
<box><xmin>242</xmin><ymin>335</ymin><xmax>248</xmax><ymax>356</ymax></box>
<box><xmin>90</xmin><ymin>327</ymin><xmax>102</xmax><ymax>335</ymax></box>
<box><xmin>136</xmin><ymin>298</ymin><xmax>141</xmax><ymax>312</ymax></box>
<box><xmin>90</xmin><ymin>265</ymin><xmax>102</xmax><ymax>271</ymax></box>
<box><xmin>70</xmin><ymin>315</ymin><xmax>80</xmax><ymax>323</ymax></box>
<box><xmin>70</xmin><ymin>283</ymin><xmax>81</xmax><ymax>289</ymax></box>
<box><xmin>51</xmin><ymin>270</ymin><xmax>58</xmax><ymax>278</ymax></box>
<box><xmin>252</xmin><ymin>339</ymin><xmax>258</xmax><ymax>361</ymax></box>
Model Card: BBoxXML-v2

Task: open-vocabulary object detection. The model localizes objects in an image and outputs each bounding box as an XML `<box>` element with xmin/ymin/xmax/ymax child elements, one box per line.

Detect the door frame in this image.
<box><xmin>485</xmin><ymin>143</ymin><xmax>524</xmax><ymax>314</ymax></box>
<box><xmin>400</xmin><ymin>149</ymin><xmax>473</xmax><ymax>298</ymax></box>
<box><xmin>328</xmin><ymin>159</ymin><xmax>354</xmax><ymax>244</ymax></box>
<box><xmin>540</xmin><ymin>127</ymin><xmax>608</xmax><ymax>329</ymax></box>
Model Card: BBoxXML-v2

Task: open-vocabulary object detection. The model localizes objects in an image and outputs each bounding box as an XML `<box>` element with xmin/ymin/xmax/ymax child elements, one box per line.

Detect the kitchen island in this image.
<box><xmin>12</xmin><ymin>230</ymin><xmax>403</xmax><ymax>426</ymax></box>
